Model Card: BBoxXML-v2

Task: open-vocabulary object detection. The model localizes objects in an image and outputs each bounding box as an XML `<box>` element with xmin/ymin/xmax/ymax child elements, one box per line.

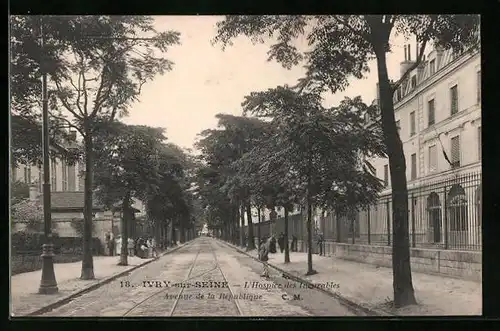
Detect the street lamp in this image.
<box><xmin>38</xmin><ymin>17</ymin><xmax>58</xmax><ymax>294</ymax></box>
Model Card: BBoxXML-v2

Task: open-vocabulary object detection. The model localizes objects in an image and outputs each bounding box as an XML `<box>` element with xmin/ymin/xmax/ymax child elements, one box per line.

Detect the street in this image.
<box><xmin>39</xmin><ymin>237</ymin><xmax>354</xmax><ymax>317</ymax></box>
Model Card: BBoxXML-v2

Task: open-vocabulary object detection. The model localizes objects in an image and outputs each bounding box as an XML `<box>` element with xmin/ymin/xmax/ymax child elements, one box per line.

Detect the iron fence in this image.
<box><xmin>242</xmin><ymin>171</ymin><xmax>481</xmax><ymax>251</ymax></box>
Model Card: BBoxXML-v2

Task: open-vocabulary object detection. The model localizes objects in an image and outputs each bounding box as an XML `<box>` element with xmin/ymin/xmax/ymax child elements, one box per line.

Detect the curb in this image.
<box><xmin>216</xmin><ymin>239</ymin><xmax>393</xmax><ymax>317</ymax></box>
<box><xmin>25</xmin><ymin>241</ymin><xmax>193</xmax><ymax>316</ymax></box>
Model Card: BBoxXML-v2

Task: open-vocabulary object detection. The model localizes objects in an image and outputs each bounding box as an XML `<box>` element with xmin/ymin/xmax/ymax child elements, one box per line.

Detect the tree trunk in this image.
<box><xmin>80</xmin><ymin>132</ymin><xmax>95</xmax><ymax>279</ymax></box>
<box><xmin>239</xmin><ymin>204</ymin><xmax>245</xmax><ymax>247</ymax></box>
<box><xmin>284</xmin><ymin>205</ymin><xmax>290</xmax><ymax>263</ymax></box>
<box><xmin>257</xmin><ymin>207</ymin><xmax>261</xmax><ymax>244</ymax></box>
<box><xmin>171</xmin><ymin>222</ymin><xmax>176</xmax><ymax>246</ymax></box>
<box><xmin>234</xmin><ymin>204</ymin><xmax>239</xmax><ymax>244</ymax></box>
<box><xmin>118</xmin><ymin>192</ymin><xmax>131</xmax><ymax>266</ymax></box>
<box><xmin>245</xmin><ymin>203</ymin><xmax>255</xmax><ymax>250</ymax></box>
<box><xmin>306</xmin><ymin>201</ymin><xmax>316</xmax><ymax>275</ymax></box>
<box><xmin>375</xmin><ymin>42</ymin><xmax>416</xmax><ymax>307</ymax></box>
<box><xmin>180</xmin><ymin>223</ymin><xmax>185</xmax><ymax>243</ymax></box>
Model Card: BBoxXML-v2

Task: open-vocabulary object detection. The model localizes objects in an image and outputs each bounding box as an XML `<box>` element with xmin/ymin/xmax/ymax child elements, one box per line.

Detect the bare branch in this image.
<box><xmin>53</xmin><ymin>79</ymin><xmax>83</xmax><ymax>121</ymax></box>
<box><xmin>49</xmin><ymin>111</ymin><xmax>85</xmax><ymax>136</ymax></box>
<box><xmin>81</xmin><ymin>66</ymin><xmax>89</xmax><ymax>116</ymax></box>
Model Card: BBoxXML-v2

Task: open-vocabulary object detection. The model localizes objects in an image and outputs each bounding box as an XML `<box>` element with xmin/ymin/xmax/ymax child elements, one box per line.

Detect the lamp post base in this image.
<box><xmin>38</xmin><ymin>244</ymin><xmax>59</xmax><ymax>294</ymax></box>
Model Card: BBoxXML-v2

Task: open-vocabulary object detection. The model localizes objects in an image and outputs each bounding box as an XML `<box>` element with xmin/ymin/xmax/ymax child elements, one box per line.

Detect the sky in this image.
<box><xmin>122</xmin><ymin>16</ymin><xmax>412</xmax><ymax>151</ymax></box>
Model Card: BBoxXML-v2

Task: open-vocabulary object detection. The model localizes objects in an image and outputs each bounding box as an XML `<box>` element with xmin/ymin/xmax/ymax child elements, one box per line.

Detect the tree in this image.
<box><xmin>11</xmin><ymin>180</ymin><xmax>30</xmax><ymax>205</ymax></box>
<box><xmin>11</xmin><ymin>15</ymin><xmax>181</xmax><ymax>279</ymax></box>
<box><xmin>214</xmin><ymin>14</ymin><xmax>479</xmax><ymax>307</ymax></box>
<box><xmin>196</xmin><ymin>114</ymin><xmax>269</xmax><ymax>250</ymax></box>
<box><xmin>241</xmin><ymin>87</ymin><xmax>385</xmax><ymax>275</ymax></box>
<box><xmin>93</xmin><ymin>121</ymin><xmax>167</xmax><ymax>265</ymax></box>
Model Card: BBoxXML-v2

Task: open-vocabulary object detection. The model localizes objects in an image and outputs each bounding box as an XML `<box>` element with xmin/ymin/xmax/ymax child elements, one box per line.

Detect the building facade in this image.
<box><xmin>11</xmin><ymin>130</ymin><xmax>85</xmax><ymax>193</ymax></box>
<box><xmin>355</xmin><ymin>43</ymin><xmax>481</xmax><ymax>251</ymax></box>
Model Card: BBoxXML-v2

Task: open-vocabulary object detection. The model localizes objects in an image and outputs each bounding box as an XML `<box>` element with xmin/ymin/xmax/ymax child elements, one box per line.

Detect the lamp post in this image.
<box><xmin>38</xmin><ymin>16</ymin><xmax>58</xmax><ymax>294</ymax></box>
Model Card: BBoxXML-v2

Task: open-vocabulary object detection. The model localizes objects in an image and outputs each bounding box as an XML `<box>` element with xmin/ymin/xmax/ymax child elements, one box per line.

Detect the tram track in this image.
<box><xmin>121</xmin><ymin>238</ymin><xmax>242</xmax><ymax>317</ymax></box>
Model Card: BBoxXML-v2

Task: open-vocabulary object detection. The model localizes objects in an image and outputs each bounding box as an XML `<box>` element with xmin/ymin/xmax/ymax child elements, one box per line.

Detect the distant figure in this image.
<box><xmin>115</xmin><ymin>235</ymin><xmax>122</xmax><ymax>256</ymax></box>
<box><xmin>291</xmin><ymin>235</ymin><xmax>298</xmax><ymax>252</ymax></box>
<box><xmin>258</xmin><ymin>238</ymin><xmax>270</xmax><ymax>278</ymax></box>
<box><xmin>278</xmin><ymin>232</ymin><xmax>285</xmax><ymax>253</ymax></box>
<box><xmin>269</xmin><ymin>236</ymin><xmax>277</xmax><ymax>253</ymax></box>
<box><xmin>317</xmin><ymin>232</ymin><xmax>324</xmax><ymax>256</ymax></box>
<box><xmin>151</xmin><ymin>237</ymin><xmax>158</xmax><ymax>257</ymax></box>
<box><xmin>146</xmin><ymin>238</ymin><xmax>153</xmax><ymax>258</ymax></box>
<box><xmin>108</xmin><ymin>233</ymin><xmax>115</xmax><ymax>256</ymax></box>
<box><xmin>127</xmin><ymin>237</ymin><xmax>135</xmax><ymax>257</ymax></box>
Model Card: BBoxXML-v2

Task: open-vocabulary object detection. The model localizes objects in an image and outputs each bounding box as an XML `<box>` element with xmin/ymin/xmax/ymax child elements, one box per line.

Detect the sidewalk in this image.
<box><xmin>11</xmin><ymin>250</ymin><xmax>169</xmax><ymax>316</ymax></box>
<box><xmin>228</xmin><ymin>242</ymin><xmax>481</xmax><ymax>316</ymax></box>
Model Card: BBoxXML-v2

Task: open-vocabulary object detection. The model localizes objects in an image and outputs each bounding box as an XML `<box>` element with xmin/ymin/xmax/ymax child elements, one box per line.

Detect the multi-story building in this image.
<box><xmin>11</xmin><ymin>130</ymin><xmax>85</xmax><ymax>193</ymax></box>
<box><xmin>357</xmin><ymin>42</ymin><xmax>481</xmax><ymax>251</ymax></box>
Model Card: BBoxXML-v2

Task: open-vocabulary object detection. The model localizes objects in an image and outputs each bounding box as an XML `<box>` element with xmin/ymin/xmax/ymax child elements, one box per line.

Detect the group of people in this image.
<box><xmin>106</xmin><ymin>234</ymin><xmax>158</xmax><ymax>259</ymax></box>
<box><xmin>257</xmin><ymin>231</ymin><xmax>326</xmax><ymax>277</ymax></box>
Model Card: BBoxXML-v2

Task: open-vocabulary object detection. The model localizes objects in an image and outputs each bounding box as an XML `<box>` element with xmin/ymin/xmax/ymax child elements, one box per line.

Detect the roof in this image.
<box><xmin>41</xmin><ymin>191</ymin><xmax>104</xmax><ymax>211</ymax></box>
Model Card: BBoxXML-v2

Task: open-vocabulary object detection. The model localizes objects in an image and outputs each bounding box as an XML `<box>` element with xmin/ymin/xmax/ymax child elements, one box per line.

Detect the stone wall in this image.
<box><xmin>291</xmin><ymin>240</ymin><xmax>481</xmax><ymax>281</ymax></box>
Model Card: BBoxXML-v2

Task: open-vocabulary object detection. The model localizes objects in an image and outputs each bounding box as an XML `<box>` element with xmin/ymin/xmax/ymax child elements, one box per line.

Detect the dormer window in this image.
<box><xmin>429</xmin><ymin>59</ymin><xmax>436</xmax><ymax>75</ymax></box>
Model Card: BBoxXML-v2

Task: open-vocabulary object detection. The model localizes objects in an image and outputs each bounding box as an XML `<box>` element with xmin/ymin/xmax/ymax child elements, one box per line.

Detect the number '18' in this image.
<box><xmin>120</xmin><ymin>281</ymin><xmax>131</xmax><ymax>288</ymax></box>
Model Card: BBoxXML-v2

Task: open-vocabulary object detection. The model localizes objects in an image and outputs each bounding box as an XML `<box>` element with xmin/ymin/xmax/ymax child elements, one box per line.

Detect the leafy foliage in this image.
<box><xmin>11</xmin><ymin>199</ymin><xmax>44</xmax><ymax>232</ymax></box>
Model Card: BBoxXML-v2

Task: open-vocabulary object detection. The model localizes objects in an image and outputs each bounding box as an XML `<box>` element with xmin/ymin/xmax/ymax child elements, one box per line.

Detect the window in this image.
<box><xmin>428</xmin><ymin>99</ymin><xmax>435</xmax><ymax>126</ymax></box>
<box><xmin>450</xmin><ymin>85</ymin><xmax>458</xmax><ymax>115</ymax></box>
<box><xmin>396</xmin><ymin>120</ymin><xmax>401</xmax><ymax>134</ymax></box>
<box><xmin>410</xmin><ymin>153</ymin><xmax>417</xmax><ymax>180</ymax></box>
<box><xmin>450</xmin><ymin>136</ymin><xmax>461</xmax><ymax>168</ymax></box>
<box><xmin>383</xmin><ymin>165</ymin><xmax>389</xmax><ymax>187</ymax></box>
<box><xmin>478</xmin><ymin>127</ymin><xmax>481</xmax><ymax>160</ymax></box>
<box><xmin>477</xmin><ymin>70</ymin><xmax>481</xmax><ymax>104</ymax></box>
<box><xmin>51</xmin><ymin>159</ymin><xmax>57</xmax><ymax>190</ymax></box>
<box><xmin>62</xmin><ymin>159</ymin><xmax>68</xmax><ymax>191</ymax></box>
<box><xmin>24</xmin><ymin>166</ymin><xmax>31</xmax><ymax>184</ymax></box>
<box><xmin>428</xmin><ymin>145</ymin><xmax>437</xmax><ymax>173</ymax></box>
<box><xmin>411</xmin><ymin>76</ymin><xmax>417</xmax><ymax>88</ymax></box>
<box><xmin>410</xmin><ymin>111</ymin><xmax>416</xmax><ymax>136</ymax></box>
<box><xmin>429</xmin><ymin>59</ymin><xmax>436</xmax><ymax>75</ymax></box>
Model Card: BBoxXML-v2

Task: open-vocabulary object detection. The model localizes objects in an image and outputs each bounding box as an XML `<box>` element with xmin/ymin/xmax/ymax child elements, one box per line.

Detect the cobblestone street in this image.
<box><xmin>37</xmin><ymin>237</ymin><xmax>354</xmax><ymax>317</ymax></box>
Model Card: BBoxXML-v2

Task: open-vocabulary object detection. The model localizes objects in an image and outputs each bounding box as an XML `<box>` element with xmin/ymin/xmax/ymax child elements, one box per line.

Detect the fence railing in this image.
<box><xmin>241</xmin><ymin>171</ymin><xmax>481</xmax><ymax>252</ymax></box>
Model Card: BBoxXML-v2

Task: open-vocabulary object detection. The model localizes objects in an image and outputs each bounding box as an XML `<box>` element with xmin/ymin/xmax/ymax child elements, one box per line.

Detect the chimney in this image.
<box><xmin>69</xmin><ymin>130</ymin><xmax>77</xmax><ymax>142</ymax></box>
<box><xmin>400</xmin><ymin>44</ymin><xmax>416</xmax><ymax>78</ymax></box>
<box><xmin>29</xmin><ymin>184</ymin><xmax>39</xmax><ymax>201</ymax></box>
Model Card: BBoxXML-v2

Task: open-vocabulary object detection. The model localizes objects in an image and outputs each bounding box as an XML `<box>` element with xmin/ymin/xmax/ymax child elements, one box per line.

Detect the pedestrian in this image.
<box><xmin>151</xmin><ymin>237</ymin><xmax>158</xmax><ymax>257</ymax></box>
<box><xmin>317</xmin><ymin>232</ymin><xmax>324</xmax><ymax>256</ymax></box>
<box><xmin>108</xmin><ymin>233</ymin><xmax>115</xmax><ymax>256</ymax></box>
<box><xmin>291</xmin><ymin>235</ymin><xmax>298</xmax><ymax>252</ymax></box>
<box><xmin>115</xmin><ymin>235</ymin><xmax>122</xmax><ymax>256</ymax></box>
<box><xmin>258</xmin><ymin>238</ymin><xmax>270</xmax><ymax>278</ymax></box>
<box><xmin>128</xmin><ymin>237</ymin><xmax>135</xmax><ymax>257</ymax></box>
<box><xmin>146</xmin><ymin>237</ymin><xmax>153</xmax><ymax>258</ymax></box>
<box><xmin>278</xmin><ymin>232</ymin><xmax>285</xmax><ymax>253</ymax></box>
<box><xmin>269</xmin><ymin>235</ymin><xmax>277</xmax><ymax>253</ymax></box>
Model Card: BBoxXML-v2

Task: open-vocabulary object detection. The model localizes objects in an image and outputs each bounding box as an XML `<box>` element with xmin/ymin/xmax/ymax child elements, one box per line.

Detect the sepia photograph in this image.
<box><xmin>9</xmin><ymin>15</ymin><xmax>481</xmax><ymax>317</ymax></box>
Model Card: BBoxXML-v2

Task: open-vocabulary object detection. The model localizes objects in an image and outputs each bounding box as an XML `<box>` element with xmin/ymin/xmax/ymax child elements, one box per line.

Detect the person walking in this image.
<box><xmin>258</xmin><ymin>238</ymin><xmax>270</xmax><ymax>278</ymax></box>
<box><xmin>108</xmin><ymin>233</ymin><xmax>115</xmax><ymax>256</ymax></box>
<box><xmin>278</xmin><ymin>232</ymin><xmax>285</xmax><ymax>253</ymax></box>
<box><xmin>269</xmin><ymin>235</ymin><xmax>277</xmax><ymax>253</ymax></box>
<box><xmin>128</xmin><ymin>237</ymin><xmax>135</xmax><ymax>257</ymax></box>
<box><xmin>317</xmin><ymin>232</ymin><xmax>324</xmax><ymax>256</ymax></box>
<box><xmin>115</xmin><ymin>235</ymin><xmax>122</xmax><ymax>256</ymax></box>
<box><xmin>291</xmin><ymin>235</ymin><xmax>297</xmax><ymax>252</ymax></box>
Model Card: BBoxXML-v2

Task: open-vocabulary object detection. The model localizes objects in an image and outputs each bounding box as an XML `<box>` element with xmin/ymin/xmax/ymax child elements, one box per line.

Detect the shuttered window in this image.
<box><xmin>428</xmin><ymin>99</ymin><xmax>435</xmax><ymax>126</ymax></box>
<box><xmin>428</xmin><ymin>145</ymin><xmax>437</xmax><ymax>172</ymax></box>
<box><xmin>450</xmin><ymin>85</ymin><xmax>458</xmax><ymax>115</ymax></box>
<box><xmin>411</xmin><ymin>153</ymin><xmax>417</xmax><ymax>180</ymax></box>
<box><xmin>410</xmin><ymin>111</ymin><xmax>416</xmax><ymax>136</ymax></box>
<box><xmin>451</xmin><ymin>136</ymin><xmax>460</xmax><ymax>168</ymax></box>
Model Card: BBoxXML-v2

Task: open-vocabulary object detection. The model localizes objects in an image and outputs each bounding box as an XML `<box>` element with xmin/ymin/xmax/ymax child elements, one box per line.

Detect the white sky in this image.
<box><xmin>122</xmin><ymin>16</ymin><xmax>413</xmax><ymax>150</ymax></box>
